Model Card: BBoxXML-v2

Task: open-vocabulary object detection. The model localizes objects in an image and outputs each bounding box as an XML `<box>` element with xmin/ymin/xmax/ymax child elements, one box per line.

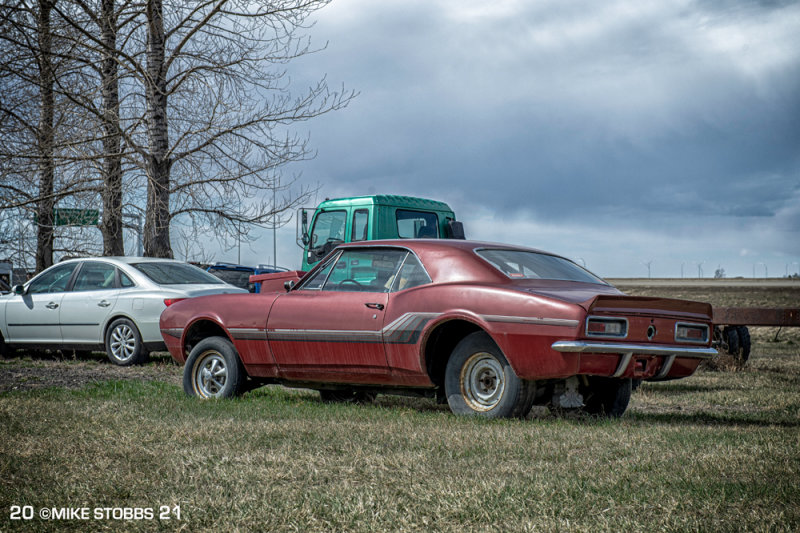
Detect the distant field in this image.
<box><xmin>1</xmin><ymin>281</ymin><xmax>798</xmax><ymax>532</ymax></box>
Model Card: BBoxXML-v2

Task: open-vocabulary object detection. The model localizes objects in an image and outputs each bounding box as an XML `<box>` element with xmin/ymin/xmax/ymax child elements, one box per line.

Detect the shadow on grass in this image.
<box><xmin>627</xmin><ymin>410</ymin><xmax>800</xmax><ymax>428</ymax></box>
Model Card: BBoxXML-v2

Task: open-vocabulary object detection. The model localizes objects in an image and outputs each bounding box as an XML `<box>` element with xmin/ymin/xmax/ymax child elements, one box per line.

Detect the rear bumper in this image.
<box><xmin>551</xmin><ymin>340</ymin><xmax>717</xmax><ymax>379</ymax></box>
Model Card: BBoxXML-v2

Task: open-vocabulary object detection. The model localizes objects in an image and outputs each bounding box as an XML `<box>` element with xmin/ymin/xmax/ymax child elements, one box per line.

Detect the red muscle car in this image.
<box><xmin>160</xmin><ymin>240</ymin><xmax>716</xmax><ymax>418</ymax></box>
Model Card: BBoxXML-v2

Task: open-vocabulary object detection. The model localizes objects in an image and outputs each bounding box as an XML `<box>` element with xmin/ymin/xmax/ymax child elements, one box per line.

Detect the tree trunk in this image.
<box><xmin>35</xmin><ymin>0</ymin><xmax>56</xmax><ymax>272</ymax></box>
<box><xmin>143</xmin><ymin>0</ymin><xmax>172</xmax><ymax>258</ymax></box>
<box><xmin>100</xmin><ymin>0</ymin><xmax>124</xmax><ymax>256</ymax></box>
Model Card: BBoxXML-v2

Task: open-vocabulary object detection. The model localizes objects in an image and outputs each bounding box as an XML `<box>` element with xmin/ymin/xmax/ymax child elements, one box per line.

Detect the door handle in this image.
<box><xmin>46</xmin><ymin>302</ymin><xmax>59</xmax><ymax>309</ymax></box>
<box><xmin>98</xmin><ymin>300</ymin><xmax>111</xmax><ymax>307</ymax></box>
<box><xmin>365</xmin><ymin>302</ymin><xmax>384</xmax><ymax>310</ymax></box>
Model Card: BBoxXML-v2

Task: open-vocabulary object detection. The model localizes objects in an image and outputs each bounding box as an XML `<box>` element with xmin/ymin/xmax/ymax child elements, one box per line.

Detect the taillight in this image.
<box><xmin>586</xmin><ymin>316</ymin><xmax>628</xmax><ymax>338</ymax></box>
<box><xmin>675</xmin><ymin>322</ymin><xmax>709</xmax><ymax>343</ymax></box>
<box><xmin>164</xmin><ymin>298</ymin><xmax>186</xmax><ymax>307</ymax></box>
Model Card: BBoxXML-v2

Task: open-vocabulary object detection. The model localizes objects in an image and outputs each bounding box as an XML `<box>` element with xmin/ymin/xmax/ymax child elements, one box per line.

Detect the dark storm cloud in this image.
<box><xmin>278</xmin><ymin>0</ymin><xmax>800</xmax><ymax>275</ymax></box>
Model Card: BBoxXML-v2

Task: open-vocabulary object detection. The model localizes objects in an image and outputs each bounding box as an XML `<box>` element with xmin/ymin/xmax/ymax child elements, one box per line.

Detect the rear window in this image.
<box><xmin>396</xmin><ymin>210</ymin><xmax>438</xmax><ymax>238</ymax></box>
<box><xmin>208</xmin><ymin>268</ymin><xmax>253</xmax><ymax>290</ymax></box>
<box><xmin>131</xmin><ymin>262</ymin><xmax>225</xmax><ymax>285</ymax></box>
<box><xmin>476</xmin><ymin>249</ymin><xmax>606</xmax><ymax>284</ymax></box>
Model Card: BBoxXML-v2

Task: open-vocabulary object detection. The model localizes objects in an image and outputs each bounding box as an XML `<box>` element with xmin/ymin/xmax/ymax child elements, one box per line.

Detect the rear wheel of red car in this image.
<box><xmin>445</xmin><ymin>331</ymin><xmax>535</xmax><ymax>418</ymax></box>
<box><xmin>582</xmin><ymin>377</ymin><xmax>631</xmax><ymax>418</ymax></box>
<box><xmin>183</xmin><ymin>337</ymin><xmax>246</xmax><ymax>399</ymax></box>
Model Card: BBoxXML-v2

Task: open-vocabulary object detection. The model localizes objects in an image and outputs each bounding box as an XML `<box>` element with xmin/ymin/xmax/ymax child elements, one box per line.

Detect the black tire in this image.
<box><xmin>319</xmin><ymin>389</ymin><xmax>376</xmax><ymax>403</ymax></box>
<box><xmin>583</xmin><ymin>377</ymin><xmax>632</xmax><ymax>418</ymax></box>
<box><xmin>736</xmin><ymin>326</ymin><xmax>751</xmax><ymax>364</ymax></box>
<box><xmin>444</xmin><ymin>331</ymin><xmax>535</xmax><ymax>418</ymax></box>
<box><xmin>183</xmin><ymin>336</ymin><xmax>246</xmax><ymax>399</ymax></box>
<box><xmin>723</xmin><ymin>326</ymin><xmax>740</xmax><ymax>356</ymax></box>
<box><xmin>631</xmin><ymin>378</ymin><xmax>642</xmax><ymax>392</ymax></box>
<box><xmin>105</xmin><ymin>318</ymin><xmax>148</xmax><ymax>366</ymax></box>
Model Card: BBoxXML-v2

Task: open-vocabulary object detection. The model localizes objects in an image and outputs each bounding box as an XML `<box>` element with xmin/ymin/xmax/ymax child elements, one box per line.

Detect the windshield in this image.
<box><xmin>131</xmin><ymin>262</ymin><xmax>225</xmax><ymax>285</ymax></box>
<box><xmin>476</xmin><ymin>249</ymin><xmax>606</xmax><ymax>284</ymax></box>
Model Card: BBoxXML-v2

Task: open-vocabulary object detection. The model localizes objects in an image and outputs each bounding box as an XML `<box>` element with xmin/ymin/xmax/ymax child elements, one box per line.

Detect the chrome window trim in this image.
<box><xmin>585</xmin><ymin>316</ymin><xmax>629</xmax><ymax>339</ymax></box>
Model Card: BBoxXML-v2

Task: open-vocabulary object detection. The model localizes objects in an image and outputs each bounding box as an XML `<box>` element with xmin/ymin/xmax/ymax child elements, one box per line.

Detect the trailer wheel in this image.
<box><xmin>723</xmin><ymin>326</ymin><xmax>740</xmax><ymax>356</ymax></box>
<box><xmin>736</xmin><ymin>326</ymin><xmax>751</xmax><ymax>365</ymax></box>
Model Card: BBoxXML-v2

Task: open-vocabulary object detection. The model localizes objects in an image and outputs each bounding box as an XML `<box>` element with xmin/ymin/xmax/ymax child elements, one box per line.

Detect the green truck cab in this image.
<box><xmin>296</xmin><ymin>195</ymin><xmax>464</xmax><ymax>271</ymax></box>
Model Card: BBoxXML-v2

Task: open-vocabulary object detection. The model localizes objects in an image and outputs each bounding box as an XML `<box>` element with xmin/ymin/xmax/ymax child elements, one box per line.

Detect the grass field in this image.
<box><xmin>1</xmin><ymin>282</ymin><xmax>798</xmax><ymax>532</ymax></box>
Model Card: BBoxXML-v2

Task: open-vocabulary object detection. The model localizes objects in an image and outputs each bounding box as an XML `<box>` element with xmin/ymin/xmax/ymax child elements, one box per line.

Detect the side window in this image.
<box><xmin>299</xmin><ymin>252</ymin><xmax>340</xmax><ymax>291</ymax></box>
<box><xmin>396</xmin><ymin>210</ymin><xmax>439</xmax><ymax>238</ymax></box>
<box><xmin>391</xmin><ymin>253</ymin><xmax>432</xmax><ymax>292</ymax></box>
<box><xmin>27</xmin><ymin>263</ymin><xmax>78</xmax><ymax>294</ymax></box>
<box><xmin>323</xmin><ymin>249</ymin><xmax>407</xmax><ymax>293</ymax></box>
<box><xmin>72</xmin><ymin>262</ymin><xmax>117</xmax><ymax>291</ymax></box>
<box><xmin>119</xmin><ymin>270</ymin><xmax>135</xmax><ymax>288</ymax></box>
<box><xmin>351</xmin><ymin>209</ymin><xmax>369</xmax><ymax>242</ymax></box>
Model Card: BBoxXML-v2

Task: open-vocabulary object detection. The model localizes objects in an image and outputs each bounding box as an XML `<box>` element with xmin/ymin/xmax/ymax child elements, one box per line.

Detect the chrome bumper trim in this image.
<box><xmin>551</xmin><ymin>341</ymin><xmax>718</xmax><ymax>358</ymax></box>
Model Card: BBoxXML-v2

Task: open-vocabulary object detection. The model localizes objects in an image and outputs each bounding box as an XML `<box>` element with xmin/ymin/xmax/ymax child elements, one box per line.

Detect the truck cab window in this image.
<box><xmin>396</xmin><ymin>210</ymin><xmax>438</xmax><ymax>238</ymax></box>
<box><xmin>310</xmin><ymin>210</ymin><xmax>347</xmax><ymax>261</ymax></box>
<box><xmin>352</xmin><ymin>209</ymin><xmax>369</xmax><ymax>241</ymax></box>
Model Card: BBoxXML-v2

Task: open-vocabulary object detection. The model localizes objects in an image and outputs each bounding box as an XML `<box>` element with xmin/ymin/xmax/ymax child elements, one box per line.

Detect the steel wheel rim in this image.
<box><xmin>110</xmin><ymin>324</ymin><xmax>136</xmax><ymax>362</ymax></box>
<box><xmin>460</xmin><ymin>352</ymin><xmax>505</xmax><ymax>411</ymax></box>
<box><xmin>194</xmin><ymin>351</ymin><xmax>228</xmax><ymax>398</ymax></box>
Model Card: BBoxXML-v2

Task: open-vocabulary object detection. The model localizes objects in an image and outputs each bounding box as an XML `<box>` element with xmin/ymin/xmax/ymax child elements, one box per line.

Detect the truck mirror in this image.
<box><xmin>447</xmin><ymin>220</ymin><xmax>465</xmax><ymax>239</ymax></box>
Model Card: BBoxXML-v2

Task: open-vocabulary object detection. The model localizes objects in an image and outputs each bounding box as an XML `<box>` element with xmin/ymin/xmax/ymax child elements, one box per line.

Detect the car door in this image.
<box><xmin>5</xmin><ymin>262</ymin><xmax>79</xmax><ymax>344</ymax></box>
<box><xmin>267</xmin><ymin>248</ymin><xmax>407</xmax><ymax>382</ymax></box>
<box><xmin>58</xmin><ymin>261</ymin><xmax>120</xmax><ymax>344</ymax></box>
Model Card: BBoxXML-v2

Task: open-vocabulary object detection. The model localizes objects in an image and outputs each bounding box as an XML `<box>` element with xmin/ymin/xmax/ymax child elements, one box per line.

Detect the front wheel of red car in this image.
<box><xmin>445</xmin><ymin>331</ymin><xmax>535</xmax><ymax>418</ymax></box>
<box><xmin>183</xmin><ymin>337</ymin><xmax>246</xmax><ymax>399</ymax></box>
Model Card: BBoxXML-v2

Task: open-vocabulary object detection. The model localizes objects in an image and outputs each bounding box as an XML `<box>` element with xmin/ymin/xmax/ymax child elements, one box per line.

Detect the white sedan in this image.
<box><xmin>0</xmin><ymin>257</ymin><xmax>246</xmax><ymax>365</ymax></box>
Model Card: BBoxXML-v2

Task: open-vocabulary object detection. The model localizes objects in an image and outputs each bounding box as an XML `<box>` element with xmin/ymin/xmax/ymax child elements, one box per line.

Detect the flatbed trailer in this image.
<box><xmin>712</xmin><ymin>307</ymin><xmax>800</xmax><ymax>363</ymax></box>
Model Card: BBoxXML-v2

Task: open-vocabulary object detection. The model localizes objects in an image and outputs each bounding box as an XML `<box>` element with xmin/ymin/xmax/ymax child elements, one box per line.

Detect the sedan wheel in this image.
<box><xmin>445</xmin><ymin>331</ymin><xmax>535</xmax><ymax>418</ymax></box>
<box><xmin>183</xmin><ymin>337</ymin><xmax>245</xmax><ymax>399</ymax></box>
<box><xmin>105</xmin><ymin>318</ymin><xmax>147</xmax><ymax>366</ymax></box>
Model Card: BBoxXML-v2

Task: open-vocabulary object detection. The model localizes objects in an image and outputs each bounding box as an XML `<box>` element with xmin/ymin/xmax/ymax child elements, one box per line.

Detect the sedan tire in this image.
<box><xmin>105</xmin><ymin>318</ymin><xmax>148</xmax><ymax>366</ymax></box>
<box><xmin>183</xmin><ymin>336</ymin><xmax>245</xmax><ymax>399</ymax></box>
<box><xmin>445</xmin><ymin>331</ymin><xmax>535</xmax><ymax>418</ymax></box>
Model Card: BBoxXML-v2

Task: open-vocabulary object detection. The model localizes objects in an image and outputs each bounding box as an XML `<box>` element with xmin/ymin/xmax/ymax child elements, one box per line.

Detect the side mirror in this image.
<box><xmin>447</xmin><ymin>220</ymin><xmax>466</xmax><ymax>239</ymax></box>
<box><xmin>284</xmin><ymin>280</ymin><xmax>295</xmax><ymax>292</ymax></box>
<box><xmin>12</xmin><ymin>285</ymin><xmax>25</xmax><ymax>295</ymax></box>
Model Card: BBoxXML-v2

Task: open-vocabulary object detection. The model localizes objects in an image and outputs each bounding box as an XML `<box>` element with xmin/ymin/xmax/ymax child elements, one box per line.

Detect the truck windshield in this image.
<box><xmin>476</xmin><ymin>249</ymin><xmax>607</xmax><ymax>284</ymax></box>
<box><xmin>310</xmin><ymin>210</ymin><xmax>347</xmax><ymax>260</ymax></box>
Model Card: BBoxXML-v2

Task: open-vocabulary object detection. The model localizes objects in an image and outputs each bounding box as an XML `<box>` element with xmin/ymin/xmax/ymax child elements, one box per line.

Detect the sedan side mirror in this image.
<box><xmin>12</xmin><ymin>285</ymin><xmax>25</xmax><ymax>295</ymax></box>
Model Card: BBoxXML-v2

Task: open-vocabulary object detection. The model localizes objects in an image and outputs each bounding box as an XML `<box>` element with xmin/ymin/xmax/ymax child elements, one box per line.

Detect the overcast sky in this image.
<box><xmin>238</xmin><ymin>0</ymin><xmax>799</xmax><ymax>278</ymax></box>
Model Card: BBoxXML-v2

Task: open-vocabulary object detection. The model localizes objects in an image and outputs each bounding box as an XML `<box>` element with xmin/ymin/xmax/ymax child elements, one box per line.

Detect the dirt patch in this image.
<box><xmin>0</xmin><ymin>351</ymin><xmax>182</xmax><ymax>393</ymax></box>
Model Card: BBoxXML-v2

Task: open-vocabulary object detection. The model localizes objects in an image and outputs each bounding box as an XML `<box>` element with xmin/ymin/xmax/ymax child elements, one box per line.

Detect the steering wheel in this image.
<box><xmin>338</xmin><ymin>279</ymin><xmax>363</xmax><ymax>289</ymax></box>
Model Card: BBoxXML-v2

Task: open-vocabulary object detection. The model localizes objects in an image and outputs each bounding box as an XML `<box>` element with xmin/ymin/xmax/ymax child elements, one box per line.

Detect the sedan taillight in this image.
<box><xmin>164</xmin><ymin>298</ymin><xmax>186</xmax><ymax>307</ymax></box>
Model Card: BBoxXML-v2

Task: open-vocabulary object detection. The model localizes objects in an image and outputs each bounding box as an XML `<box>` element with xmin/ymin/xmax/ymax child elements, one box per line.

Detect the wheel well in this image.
<box><xmin>424</xmin><ymin>319</ymin><xmax>483</xmax><ymax>388</ymax></box>
<box><xmin>102</xmin><ymin>315</ymin><xmax>136</xmax><ymax>341</ymax></box>
<box><xmin>183</xmin><ymin>320</ymin><xmax>229</xmax><ymax>359</ymax></box>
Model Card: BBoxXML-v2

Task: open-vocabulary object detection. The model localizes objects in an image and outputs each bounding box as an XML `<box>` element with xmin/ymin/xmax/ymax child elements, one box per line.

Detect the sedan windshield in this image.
<box><xmin>476</xmin><ymin>249</ymin><xmax>606</xmax><ymax>284</ymax></box>
<box><xmin>131</xmin><ymin>262</ymin><xmax>224</xmax><ymax>285</ymax></box>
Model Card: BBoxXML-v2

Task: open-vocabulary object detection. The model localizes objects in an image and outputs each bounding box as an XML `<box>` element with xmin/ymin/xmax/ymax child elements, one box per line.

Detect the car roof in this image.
<box><xmin>331</xmin><ymin>239</ymin><xmax>576</xmax><ymax>285</ymax></box>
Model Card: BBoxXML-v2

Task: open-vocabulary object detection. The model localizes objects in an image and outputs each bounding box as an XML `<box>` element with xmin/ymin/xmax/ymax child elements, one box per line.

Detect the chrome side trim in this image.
<box><xmin>160</xmin><ymin>328</ymin><xmax>183</xmax><ymax>339</ymax></box>
<box><xmin>228</xmin><ymin>328</ymin><xmax>267</xmax><ymax>340</ymax></box>
<box><xmin>481</xmin><ymin>315</ymin><xmax>580</xmax><ymax>328</ymax></box>
<box><xmin>268</xmin><ymin>329</ymin><xmax>382</xmax><ymax>342</ymax></box>
<box><xmin>551</xmin><ymin>340</ymin><xmax>717</xmax><ymax>358</ymax></box>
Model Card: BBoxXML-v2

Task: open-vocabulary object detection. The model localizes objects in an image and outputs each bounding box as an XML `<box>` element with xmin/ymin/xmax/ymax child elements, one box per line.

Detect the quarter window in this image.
<box><xmin>391</xmin><ymin>253</ymin><xmax>431</xmax><ymax>291</ymax></box>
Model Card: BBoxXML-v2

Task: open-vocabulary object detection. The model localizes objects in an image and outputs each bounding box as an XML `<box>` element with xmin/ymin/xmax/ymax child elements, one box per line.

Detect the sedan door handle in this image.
<box><xmin>46</xmin><ymin>302</ymin><xmax>59</xmax><ymax>309</ymax></box>
<box><xmin>97</xmin><ymin>300</ymin><xmax>111</xmax><ymax>307</ymax></box>
<box><xmin>365</xmin><ymin>302</ymin><xmax>384</xmax><ymax>310</ymax></box>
